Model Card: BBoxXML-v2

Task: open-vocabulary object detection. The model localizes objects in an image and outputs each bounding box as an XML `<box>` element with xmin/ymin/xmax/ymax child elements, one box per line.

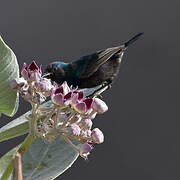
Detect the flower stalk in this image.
<box><xmin>29</xmin><ymin>103</ymin><xmax>38</xmax><ymax>138</ymax></box>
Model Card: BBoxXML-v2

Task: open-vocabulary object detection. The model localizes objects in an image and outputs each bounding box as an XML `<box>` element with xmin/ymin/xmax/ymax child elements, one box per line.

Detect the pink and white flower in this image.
<box><xmin>51</xmin><ymin>81</ymin><xmax>72</xmax><ymax>106</ymax></box>
<box><xmin>73</xmin><ymin>98</ymin><xmax>93</xmax><ymax>114</ymax></box>
<box><xmin>21</xmin><ymin>61</ymin><xmax>42</xmax><ymax>82</ymax></box>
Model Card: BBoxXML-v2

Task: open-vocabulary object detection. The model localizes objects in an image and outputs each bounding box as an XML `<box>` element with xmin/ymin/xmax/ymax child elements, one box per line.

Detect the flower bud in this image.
<box><xmin>92</xmin><ymin>98</ymin><xmax>108</xmax><ymax>114</ymax></box>
<box><xmin>35</xmin><ymin>78</ymin><xmax>53</xmax><ymax>96</ymax></box>
<box><xmin>67</xmin><ymin>123</ymin><xmax>81</xmax><ymax>136</ymax></box>
<box><xmin>21</xmin><ymin>63</ymin><xmax>29</xmax><ymax>80</ymax></box>
<box><xmin>91</xmin><ymin>128</ymin><xmax>104</xmax><ymax>144</ymax></box>
<box><xmin>29</xmin><ymin>71</ymin><xmax>41</xmax><ymax>82</ymax></box>
<box><xmin>21</xmin><ymin>61</ymin><xmax>42</xmax><ymax>82</ymax></box>
<box><xmin>80</xmin><ymin>143</ymin><xmax>93</xmax><ymax>158</ymax></box>
<box><xmin>9</xmin><ymin>77</ymin><xmax>27</xmax><ymax>90</ymax></box>
<box><xmin>81</xmin><ymin>118</ymin><xmax>93</xmax><ymax>130</ymax></box>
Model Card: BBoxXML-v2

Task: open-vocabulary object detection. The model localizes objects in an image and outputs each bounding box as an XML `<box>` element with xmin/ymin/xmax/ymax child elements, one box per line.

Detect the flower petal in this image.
<box><xmin>78</xmin><ymin>91</ymin><xmax>84</xmax><ymax>100</ymax></box>
<box><xmin>52</xmin><ymin>93</ymin><xmax>64</xmax><ymax>106</ymax></box>
<box><xmin>73</xmin><ymin>90</ymin><xmax>84</xmax><ymax>101</ymax></box>
<box><xmin>71</xmin><ymin>93</ymin><xmax>79</xmax><ymax>105</ymax></box>
<box><xmin>64</xmin><ymin>92</ymin><xmax>72</xmax><ymax>100</ymax></box>
<box><xmin>21</xmin><ymin>63</ymin><xmax>29</xmax><ymax>79</ymax></box>
<box><xmin>81</xmin><ymin>143</ymin><xmax>93</xmax><ymax>159</ymax></box>
<box><xmin>29</xmin><ymin>71</ymin><xmax>41</xmax><ymax>82</ymax></box>
<box><xmin>9</xmin><ymin>77</ymin><xmax>27</xmax><ymax>90</ymax></box>
<box><xmin>54</xmin><ymin>87</ymin><xmax>64</xmax><ymax>94</ymax></box>
<box><xmin>61</xmin><ymin>81</ymin><xmax>70</xmax><ymax>95</ymax></box>
<box><xmin>83</xmin><ymin>98</ymin><xmax>93</xmax><ymax>110</ymax></box>
<box><xmin>28</xmin><ymin>61</ymin><xmax>39</xmax><ymax>71</ymax></box>
<box><xmin>74</xmin><ymin>102</ymin><xmax>86</xmax><ymax>114</ymax></box>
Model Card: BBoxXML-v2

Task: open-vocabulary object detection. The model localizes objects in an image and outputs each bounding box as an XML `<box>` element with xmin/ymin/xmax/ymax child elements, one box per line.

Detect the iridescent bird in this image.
<box><xmin>45</xmin><ymin>33</ymin><xmax>143</xmax><ymax>97</ymax></box>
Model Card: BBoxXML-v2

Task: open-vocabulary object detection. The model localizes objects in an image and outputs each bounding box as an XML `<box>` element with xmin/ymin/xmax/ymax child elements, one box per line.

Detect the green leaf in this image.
<box><xmin>0</xmin><ymin>136</ymin><xmax>79</xmax><ymax>180</ymax></box>
<box><xmin>22</xmin><ymin>137</ymin><xmax>79</xmax><ymax>180</ymax></box>
<box><xmin>0</xmin><ymin>111</ymin><xmax>29</xmax><ymax>143</ymax></box>
<box><xmin>0</xmin><ymin>36</ymin><xmax>19</xmax><ymax>117</ymax></box>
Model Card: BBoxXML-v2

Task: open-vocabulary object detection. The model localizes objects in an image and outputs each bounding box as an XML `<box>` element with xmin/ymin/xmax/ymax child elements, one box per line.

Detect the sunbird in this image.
<box><xmin>45</xmin><ymin>33</ymin><xmax>143</xmax><ymax>97</ymax></box>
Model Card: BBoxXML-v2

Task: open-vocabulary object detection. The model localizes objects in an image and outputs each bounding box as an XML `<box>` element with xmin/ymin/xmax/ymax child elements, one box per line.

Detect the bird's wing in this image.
<box><xmin>73</xmin><ymin>45</ymin><xmax>124</xmax><ymax>78</ymax></box>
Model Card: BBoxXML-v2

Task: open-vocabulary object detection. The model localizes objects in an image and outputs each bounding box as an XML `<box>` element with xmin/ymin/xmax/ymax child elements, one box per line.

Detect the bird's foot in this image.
<box><xmin>96</xmin><ymin>94</ymin><xmax>103</xmax><ymax>99</ymax></box>
<box><xmin>107</xmin><ymin>84</ymin><xmax>112</xmax><ymax>90</ymax></box>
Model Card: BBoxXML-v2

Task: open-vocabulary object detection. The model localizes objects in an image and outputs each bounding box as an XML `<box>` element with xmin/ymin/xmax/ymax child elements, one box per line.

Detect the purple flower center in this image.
<box><xmin>78</xmin><ymin>91</ymin><xmax>84</xmax><ymax>100</ymax></box>
<box><xmin>55</xmin><ymin>87</ymin><xmax>64</xmax><ymax>94</ymax></box>
<box><xmin>64</xmin><ymin>92</ymin><xmax>72</xmax><ymax>100</ymax></box>
<box><xmin>83</xmin><ymin>98</ymin><xmax>93</xmax><ymax>109</ymax></box>
<box><xmin>28</xmin><ymin>61</ymin><xmax>39</xmax><ymax>71</ymax></box>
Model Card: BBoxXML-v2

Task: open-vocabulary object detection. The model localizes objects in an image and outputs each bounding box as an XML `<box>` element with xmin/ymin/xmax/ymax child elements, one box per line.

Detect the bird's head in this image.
<box><xmin>44</xmin><ymin>62</ymin><xmax>67</xmax><ymax>81</ymax></box>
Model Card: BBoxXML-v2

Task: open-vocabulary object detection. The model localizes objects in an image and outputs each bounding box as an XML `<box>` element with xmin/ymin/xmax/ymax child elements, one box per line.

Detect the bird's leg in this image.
<box><xmin>87</xmin><ymin>81</ymin><xmax>112</xmax><ymax>98</ymax></box>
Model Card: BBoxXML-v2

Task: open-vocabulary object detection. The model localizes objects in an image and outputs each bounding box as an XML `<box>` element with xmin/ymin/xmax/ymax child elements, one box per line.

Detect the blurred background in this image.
<box><xmin>0</xmin><ymin>0</ymin><xmax>179</xmax><ymax>179</ymax></box>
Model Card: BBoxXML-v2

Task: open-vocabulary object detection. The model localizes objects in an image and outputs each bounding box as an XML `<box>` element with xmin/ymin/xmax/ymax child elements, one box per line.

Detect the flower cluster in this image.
<box><xmin>9</xmin><ymin>61</ymin><xmax>108</xmax><ymax>159</ymax></box>
<box><xmin>9</xmin><ymin>61</ymin><xmax>53</xmax><ymax>104</ymax></box>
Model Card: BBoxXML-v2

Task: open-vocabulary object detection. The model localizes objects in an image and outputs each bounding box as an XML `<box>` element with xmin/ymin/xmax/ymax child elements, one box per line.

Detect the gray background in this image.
<box><xmin>0</xmin><ymin>0</ymin><xmax>179</xmax><ymax>179</ymax></box>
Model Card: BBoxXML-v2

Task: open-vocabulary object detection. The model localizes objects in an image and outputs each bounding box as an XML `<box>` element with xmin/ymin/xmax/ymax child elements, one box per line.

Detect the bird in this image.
<box><xmin>45</xmin><ymin>33</ymin><xmax>143</xmax><ymax>97</ymax></box>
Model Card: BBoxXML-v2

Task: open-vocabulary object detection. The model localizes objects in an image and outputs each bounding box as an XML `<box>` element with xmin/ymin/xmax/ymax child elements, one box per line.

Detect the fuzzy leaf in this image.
<box><xmin>0</xmin><ymin>36</ymin><xmax>19</xmax><ymax>117</ymax></box>
<box><xmin>0</xmin><ymin>111</ymin><xmax>29</xmax><ymax>143</ymax></box>
<box><xmin>22</xmin><ymin>137</ymin><xmax>79</xmax><ymax>180</ymax></box>
<box><xmin>0</xmin><ymin>137</ymin><xmax>79</xmax><ymax>180</ymax></box>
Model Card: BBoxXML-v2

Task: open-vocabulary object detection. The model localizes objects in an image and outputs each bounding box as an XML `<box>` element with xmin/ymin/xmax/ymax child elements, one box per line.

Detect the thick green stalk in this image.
<box><xmin>29</xmin><ymin>103</ymin><xmax>38</xmax><ymax>138</ymax></box>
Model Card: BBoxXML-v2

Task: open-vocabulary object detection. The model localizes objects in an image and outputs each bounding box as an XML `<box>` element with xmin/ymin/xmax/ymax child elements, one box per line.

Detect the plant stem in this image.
<box><xmin>54</xmin><ymin>108</ymin><xmax>60</xmax><ymax>126</ymax></box>
<box><xmin>29</xmin><ymin>103</ymin><xmax>38</xmax><ymax>138</ymax></box>
<box><xmin>43</xmin><ymin>107</ymin><xmax>56</xmax><ymax>124</ymax></box>
<box><xmin>13</xmin><ymin>152</ymin><xmax>22</xmax><ymax>180</ymax></box>
<box><xmin>61</xmin><ymin>135</ymin><xmax>80</xmax><ymax>153</ymax></box>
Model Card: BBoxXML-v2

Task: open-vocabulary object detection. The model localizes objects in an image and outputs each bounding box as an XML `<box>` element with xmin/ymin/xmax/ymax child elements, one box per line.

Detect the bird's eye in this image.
<box><xmin>54</xmin><ymin>67</ymin><xmax>58</xmax><ymax>72</ymax></box>
<box><xmin>51</xmin><ymin>65</ymin><xmax>58</xmax><ymax>72</ymax></box>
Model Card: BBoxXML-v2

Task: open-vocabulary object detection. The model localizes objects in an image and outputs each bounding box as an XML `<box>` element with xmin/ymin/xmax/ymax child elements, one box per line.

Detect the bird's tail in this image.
<box><xmin>124</xmin><ymin>32</ymin><xmax>144</xmax><ymax>48</ymax></box>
